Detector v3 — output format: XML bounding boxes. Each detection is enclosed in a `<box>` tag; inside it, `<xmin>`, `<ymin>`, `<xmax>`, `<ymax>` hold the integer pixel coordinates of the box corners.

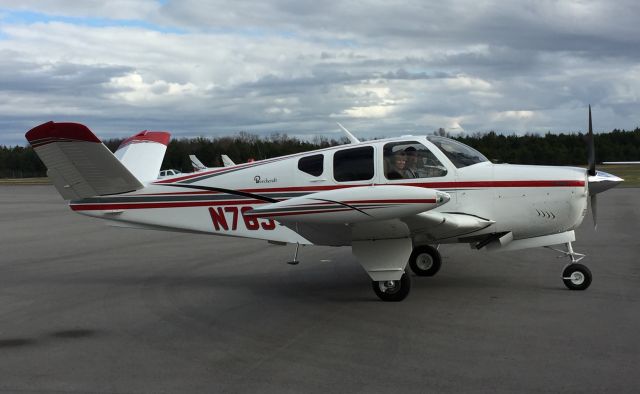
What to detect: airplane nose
<box><xmin>588</xmin><ymin>171</ymin><xmax>624</xmax><ymax>195</ymax></box>
<box><xmin>436</xmin><ymin>191</ymin><xmax>451</xmax><ymax>205</ymax></box>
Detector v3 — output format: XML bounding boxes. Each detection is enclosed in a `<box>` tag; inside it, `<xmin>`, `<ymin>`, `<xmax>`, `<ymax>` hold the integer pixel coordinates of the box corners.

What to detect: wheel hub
<box><xmin>570</xmin><ymin>271</ymin><xmax>585</xmax><ymax>285</ymax></box>
<box><xmin>416</xmin><ymin>253</ymin><xmax>434</xmax><ymax>270</ymax></box>
<box><xmin>381</xmin><ymin>280</ymin><xmax>399</xmax><ymax>294</ymax></box>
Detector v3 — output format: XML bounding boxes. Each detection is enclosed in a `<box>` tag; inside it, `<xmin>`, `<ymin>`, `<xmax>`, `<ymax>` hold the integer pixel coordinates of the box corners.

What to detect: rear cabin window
<box><xmin>298</xmin><ymin>154</ymin><xmax>324</xmax><ymax>176</ymax></box>
<box><xmin>333</xmin><ymin>146</ymin><xmax>374</xmax><ymax>182</ymax></box>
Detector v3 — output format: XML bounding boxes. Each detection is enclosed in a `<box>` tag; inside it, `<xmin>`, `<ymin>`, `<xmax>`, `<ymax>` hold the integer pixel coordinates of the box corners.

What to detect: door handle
<box><xmin>309</xmin><ymin>178</ymin><xmax>327</xmax><ymax>182</ymax></box>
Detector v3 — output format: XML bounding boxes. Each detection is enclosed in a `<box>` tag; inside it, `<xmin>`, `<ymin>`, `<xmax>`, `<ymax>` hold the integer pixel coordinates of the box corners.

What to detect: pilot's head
<box><xmin>392</xmin><ymin>151</ymin><xmax>407</xmax><ymax>169</ymax></box>
<box><xmin>404</xmin><ymin>146</ymin><xmax>418</xmax><ymax>166</ymax></box>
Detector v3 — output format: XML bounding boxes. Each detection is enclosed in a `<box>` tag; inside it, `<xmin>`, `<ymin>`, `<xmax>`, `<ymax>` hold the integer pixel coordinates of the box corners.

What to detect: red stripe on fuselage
<box><xmin>239</xmin><ymin>180</ymin><xmax>584</xmax><ymax>193</ymax></box>
<box><xmin>140</xmin><ymin>180</ymin><xmax>584</xmax><ymax>196</ymax></box>
<box><xmin>71</xmin><ymin>180</ymin><xmax>583</xmax><ymax>211</ymax></box>
<box><xmin>70</xmin><ymin>199</ymin><xmax>265</xmax><ymax>211</ymax></box>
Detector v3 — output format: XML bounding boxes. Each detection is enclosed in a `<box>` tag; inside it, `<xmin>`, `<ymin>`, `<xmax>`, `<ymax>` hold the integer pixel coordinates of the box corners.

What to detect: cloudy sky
<box><xmin>1</xmin><ymin>0</ymin><xmax>639</xmax><ymax>145</ymax></box>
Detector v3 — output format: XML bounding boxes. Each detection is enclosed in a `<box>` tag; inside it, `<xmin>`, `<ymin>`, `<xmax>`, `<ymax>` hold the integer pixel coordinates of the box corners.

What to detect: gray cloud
<box><xmin>0</xmin><ymin>56</ymin><xmax>132</xmax><ymax>93</ymax></box>
<box><xmin>0</xmin><ymin>1</ymin><xmax>639</xmax><ymax>146</ymax></box>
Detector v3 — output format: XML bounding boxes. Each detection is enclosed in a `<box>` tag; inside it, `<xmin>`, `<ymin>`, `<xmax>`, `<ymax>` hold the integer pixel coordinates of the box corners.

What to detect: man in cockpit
<box><xmin>386</xmin><ymin>150</ymin><xmax>409</xmax><ymax>179</ymax></box>
<box><xmin>404</xmin><ymin>146</ymin><xmax>419</xmax><ymax>178</ymax></box>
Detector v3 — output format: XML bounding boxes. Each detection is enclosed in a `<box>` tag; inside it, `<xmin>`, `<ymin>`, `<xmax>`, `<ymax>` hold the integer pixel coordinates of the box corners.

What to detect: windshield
<box><xmin>427</xmin><ymin>136</ymin><xmax>489</xmax><ymax>168</ymax></box>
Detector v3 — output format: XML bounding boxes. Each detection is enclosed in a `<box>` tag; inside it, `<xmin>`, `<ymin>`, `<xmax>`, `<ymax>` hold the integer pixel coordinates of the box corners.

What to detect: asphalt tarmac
<box><xmin>1</xmin><ymin>185</ymin><xmax>638</xmax><ymax>393</ymax></box>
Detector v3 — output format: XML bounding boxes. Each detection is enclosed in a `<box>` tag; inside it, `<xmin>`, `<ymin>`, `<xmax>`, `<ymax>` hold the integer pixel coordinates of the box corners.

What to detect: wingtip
<box><xmin>26</xmin><ymin>121</ymin><xmax>101</xmax><ymax>147</ymax></box>
<box><xmin>117</xmin><ymin>130</ymin><xmax>171</xmax><ymax>150</ymax></box>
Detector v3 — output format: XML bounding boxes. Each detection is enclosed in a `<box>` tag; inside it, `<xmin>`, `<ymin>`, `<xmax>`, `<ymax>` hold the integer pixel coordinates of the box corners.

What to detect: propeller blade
<box><xmin>590</xmin><ymin>193</ymin><xmax>597</xmax><ymax>230</ymax></box>
<box><xmin>587</xmin><ymin>107</ymin><xmax>597</xmax><ymax>230</ymax></box>
<box><xmin>587</xmin><ymin>105</ymin><xmax>596</xmax><ymax>176</ymax></box>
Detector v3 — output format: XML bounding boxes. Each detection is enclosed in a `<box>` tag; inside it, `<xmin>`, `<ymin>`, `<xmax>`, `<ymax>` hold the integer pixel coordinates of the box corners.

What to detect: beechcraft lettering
<box><xmin>25</xmin><ymin>107</ymin><xmax>623</xmax><ymax>301</ymax></box>
<box><xmin>254</xmin><ymin>175</ymin><xmax>278</xmax><ymax>184</ymax></box>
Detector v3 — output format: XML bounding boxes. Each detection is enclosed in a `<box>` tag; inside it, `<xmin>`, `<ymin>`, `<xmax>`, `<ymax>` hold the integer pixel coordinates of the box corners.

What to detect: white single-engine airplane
<box><xmin>25</xmin><ymin>108</ymin><xmax>622</xmax><ymax>301</ymax></box>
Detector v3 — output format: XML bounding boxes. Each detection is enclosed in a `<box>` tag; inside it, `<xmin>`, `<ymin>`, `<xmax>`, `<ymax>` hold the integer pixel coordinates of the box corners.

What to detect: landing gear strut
<box><xmin>408</xmin><ymin>245</ymin><xmax>442</xmax><ymax>277</ymax></box>
<box><xmin>547</xmin><ymin>242</ymin><xmax>592</xmax><ymax>290</ymax></box>
<box><xmin>372</xmin><ymin>270</ymin><xmax>411</xmax><ymax>302</ymax></box>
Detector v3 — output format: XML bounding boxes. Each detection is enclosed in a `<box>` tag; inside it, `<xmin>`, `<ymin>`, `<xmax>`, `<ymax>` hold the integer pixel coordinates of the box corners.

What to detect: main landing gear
<box><xmin>370</xmin><ymin>244</ymin><xmax>442</xmax><ymax>302</ymax></box>
<box><xmin>548</xmin><ymin>242</ymin><xmax>592</xmax><ymax>291</ymax></box>
<box><xmin>372</xmin><ymin>270</ymin><xmax>411</xmax><ymax>302</ymax></box>
<box><xmin>408</xmin><ymin>245</ymin><xmax>442</xmax><ymax>277</ymax></box>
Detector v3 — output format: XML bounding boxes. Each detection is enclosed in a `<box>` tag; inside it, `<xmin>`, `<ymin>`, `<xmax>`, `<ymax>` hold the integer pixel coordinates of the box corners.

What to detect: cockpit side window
<box><xmin>383</xmin><ymin>141</ymin><xmax>447</xmax><ymax>180</ymax></box>
<box><xmin>427</xmin><ymin>136</ymin><xmax>488</xmax><ymax>168</ymax></box>
<box><xmin>333</xmin><ymin>146</ymin><xmax>374</xmax><ymax>182</ymax></box>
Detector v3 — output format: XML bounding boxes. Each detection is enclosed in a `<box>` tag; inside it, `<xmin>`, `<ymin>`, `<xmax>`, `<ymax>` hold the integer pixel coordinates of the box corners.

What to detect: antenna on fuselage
<box><xmin>287</xmin><ymin>242</ymin><xmax>300</xmax><ymax>265</ymax></box>
<box><xmin>337</xmin><ymin>122</ymin><xmax>360</xmax><ymax>144</ymax></box>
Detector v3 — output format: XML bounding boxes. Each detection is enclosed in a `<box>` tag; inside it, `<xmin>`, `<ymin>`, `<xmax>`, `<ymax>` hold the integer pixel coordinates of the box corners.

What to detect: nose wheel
<box><xmin>562</xmin><ymin>263</ymin><xmax>592</xmax><ymax>290</ymax></box>
<box><xmin>547</xmin><ymin>242</ymin><xmax>592</xmax><ymax>291</ymax></box>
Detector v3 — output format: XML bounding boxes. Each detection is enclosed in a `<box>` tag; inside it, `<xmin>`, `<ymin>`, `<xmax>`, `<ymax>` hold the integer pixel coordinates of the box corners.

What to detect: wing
<box><xmin>246</xmin><ymin>185</ymin><xmax>449</xmax><ymax>246</ymax></box>
<box><xmin>246</xmin><ymin>185</ymin><xmax>450</xmax><ymax>228</ymax></box>
<box><xmin>247</xmin><ymin>185</ymin><xmax>493</xmax><ymax>244</ymax></box>
<box><xmin>246</xmin><ymin>185</ymin><xmax>493</xmax><ymax>281</ymax></box>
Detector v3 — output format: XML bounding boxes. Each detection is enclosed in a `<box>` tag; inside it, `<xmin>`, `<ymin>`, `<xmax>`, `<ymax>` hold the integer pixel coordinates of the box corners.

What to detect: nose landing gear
<box><xmin>562</xmin><ymin>263</ymin><xmax>592</xmax><ymax>290</ymax></box>
<box><xmin>547</xmin><ymin>242</ymin><xmax>592</xmax><ymax>290</ymax></box>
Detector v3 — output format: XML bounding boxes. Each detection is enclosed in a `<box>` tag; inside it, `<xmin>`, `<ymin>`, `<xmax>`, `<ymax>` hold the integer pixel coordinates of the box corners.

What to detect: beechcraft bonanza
<box><xmin>25</xmin><ymin>108</ymin><xmax>623</xmax><ymax>301</ymax></box>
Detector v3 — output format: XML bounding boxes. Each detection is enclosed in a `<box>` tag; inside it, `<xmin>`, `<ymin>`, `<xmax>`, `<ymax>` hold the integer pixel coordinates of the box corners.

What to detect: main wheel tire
<box><xmin>372</xmin><ymin>271</ymin><xmax>411</xmax><ymax>302</ymax></box>
<box><xmin>409</xmin><ymin>245</ymin><xmax>442</xmax><ymax>277</ymax></box>
<box><xmin>562</xmin><ymin>263</ymin><xmax>592</xmax><ymax>290</ymax></box>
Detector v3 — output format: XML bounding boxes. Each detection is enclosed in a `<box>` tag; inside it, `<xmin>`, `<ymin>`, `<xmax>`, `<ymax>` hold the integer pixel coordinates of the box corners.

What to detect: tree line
<box><xmin>456</xmin><ymin>129</ymin><xmax>640</xmax><ymax>165</ymax></box>
<box><xmin>1</xmin><ymin>129</ymin><xmax>639</xmax><ymax>178</ymax></box>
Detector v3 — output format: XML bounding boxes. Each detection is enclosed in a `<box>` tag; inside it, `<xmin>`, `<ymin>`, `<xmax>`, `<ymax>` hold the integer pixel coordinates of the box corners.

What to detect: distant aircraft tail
<box><xmin>221</xmin><ymin>154</ymin><xmax>235</xmax><ymax>167</ymax></box>
<box><xmin>189</xmin><ymin>154</ymin><xmax>207</xmax><ymax>171</ymax></box>
<box><xmin>114</xmin><ymin>130</ymin><xmax>171</xmax><ymax>183</ymax></box>
<box><xmin>26</xmin><ymin>122</ymin><xmax>145</xmax><ymax>200</ymax></box>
